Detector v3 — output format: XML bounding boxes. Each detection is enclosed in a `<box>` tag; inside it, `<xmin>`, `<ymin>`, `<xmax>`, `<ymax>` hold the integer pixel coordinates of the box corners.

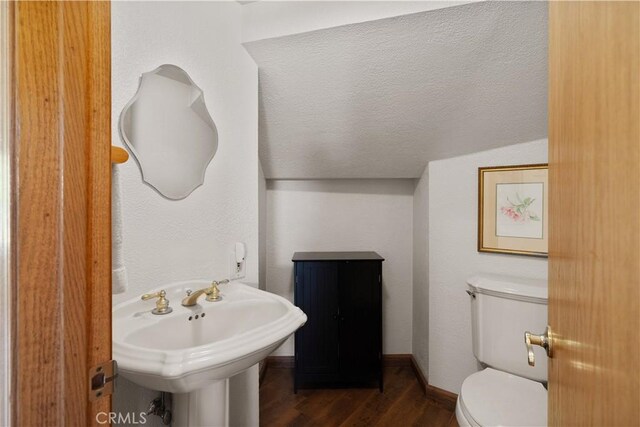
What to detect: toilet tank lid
<box><xmin>467</xmin><ymin>274</ymin><xmax>547</xmax><ymax>303</ymax></box>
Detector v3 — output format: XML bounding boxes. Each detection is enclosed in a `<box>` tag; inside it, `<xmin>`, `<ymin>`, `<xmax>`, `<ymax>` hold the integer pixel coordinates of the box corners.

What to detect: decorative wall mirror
<box><xmin>120</xmin><ymin>64</ymin><xmax>218</xmax><ymax>200</ymax></box>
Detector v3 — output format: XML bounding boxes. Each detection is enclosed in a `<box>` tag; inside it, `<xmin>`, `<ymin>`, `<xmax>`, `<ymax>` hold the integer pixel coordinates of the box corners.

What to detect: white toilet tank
<box><xmin>468</xmin><ymin>274</ymin><xmax>548</xmax><ymax>382</ymax></box>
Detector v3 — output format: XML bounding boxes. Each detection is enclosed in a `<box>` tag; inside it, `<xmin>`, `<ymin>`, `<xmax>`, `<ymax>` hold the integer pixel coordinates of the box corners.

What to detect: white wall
<box><xmin>266</xmin><ymin>179</ymin><xmax>414</xmax><ymax>355</ymax></box>
<box><xmin>427</xmin><ymin>139</ymin><xmax>548</xmax><ymax>393</ymax></box>
<box><xmin>412</xmin><ymin>167</ymin><xmax>429</xmax><ymax>377</ymax></box>
<box><xmin>111</xmin><ymin>1</ymin><xmax>258</xmax><ymax>423</ymax></box>
<box><xmin>241</xmin><ymin>1</ymin><xmax>478</xmax><ymax>43</ymax></box>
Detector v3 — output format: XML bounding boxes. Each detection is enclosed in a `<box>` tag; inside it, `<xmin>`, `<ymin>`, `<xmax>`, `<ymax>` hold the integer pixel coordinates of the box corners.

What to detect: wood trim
<box><xmin>425</xmin><ymin>384</ymin><xmax>458</xmax><ymax>412</ymax></box>
<box><xmin>84</xmin><ymin>2</ymin><xmax>112</xmax><ymax>425</ymax></box>
<box><xmin>409</xmin><ymin>355</ymin><xmax>457</xmax><ymax>411</ymax></box>
<box><xmin>12</xmin><ymin>2</ymin><xmax>112</xmax><ymax>426</ymax></box>
<box><xmin>409</xmin><ymin>355</ymin><xmax>427</xmax><ymax>394</ymax></box>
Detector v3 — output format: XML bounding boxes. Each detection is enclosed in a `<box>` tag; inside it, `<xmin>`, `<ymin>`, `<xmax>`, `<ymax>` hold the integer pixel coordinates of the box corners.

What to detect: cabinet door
<box><xmin>295</xmin><ymin>261</ymin><xmax>340</xmax><ymax>380</ymax></box>
<box><xmin>338</xmin><ymin>261</ymin><xmax>382</xmax><ymax>381</ymax></box>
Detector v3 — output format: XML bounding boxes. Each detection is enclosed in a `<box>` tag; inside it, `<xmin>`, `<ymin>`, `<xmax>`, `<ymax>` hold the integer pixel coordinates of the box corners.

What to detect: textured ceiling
<box><xmin>245</xmin><ymin>1</ymin><xmax>548</xmax><ymax>179</ymax></box>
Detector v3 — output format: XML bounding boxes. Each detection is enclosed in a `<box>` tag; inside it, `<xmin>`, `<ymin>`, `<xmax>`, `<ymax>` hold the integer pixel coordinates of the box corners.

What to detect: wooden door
<box><xmin>10</xmin><ymin>2</ymin><xmax>112</xmax><ymax>426</ymax></box>
<box><xmin>548</xmin><ymin>2</ymin><xmax>639</xmax><ymax>426</ymax></box>
<box><xmin>294</xmin><ymin>261</ymin><xmax>341</xmax><ymax>387</ymax></box>
<box><xmin>338</xmin><ymin>261</ymin><xmax>382</xmax><ymax>385</ymax></box>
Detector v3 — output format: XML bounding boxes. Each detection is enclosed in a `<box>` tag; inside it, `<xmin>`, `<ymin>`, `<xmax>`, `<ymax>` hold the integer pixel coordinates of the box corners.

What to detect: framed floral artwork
<box><xmin>478</xmin><ymin>164</ymin><xmax>548</xmax><ymax>257</ymax></box>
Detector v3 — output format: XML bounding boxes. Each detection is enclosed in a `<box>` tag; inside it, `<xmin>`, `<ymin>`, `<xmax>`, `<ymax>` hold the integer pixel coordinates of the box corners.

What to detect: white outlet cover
<box><xmin>229</xmin><ymin>252</ymin><xmax>246</xmax><ymax>280</ymax></box>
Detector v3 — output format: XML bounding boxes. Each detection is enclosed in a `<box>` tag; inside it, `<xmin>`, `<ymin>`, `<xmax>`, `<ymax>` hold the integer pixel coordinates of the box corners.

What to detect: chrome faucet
<box><xmin>181</xmin><ymin>279</ymin><xmax>229</xmax><ymax>307</ymax></box>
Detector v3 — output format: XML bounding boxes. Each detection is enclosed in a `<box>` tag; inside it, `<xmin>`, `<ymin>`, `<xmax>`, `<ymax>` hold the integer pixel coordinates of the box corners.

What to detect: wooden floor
<box><xmin>259</xmin><ymin>366</ymin><xmax>459</xmax><ymax>427</ymax></box>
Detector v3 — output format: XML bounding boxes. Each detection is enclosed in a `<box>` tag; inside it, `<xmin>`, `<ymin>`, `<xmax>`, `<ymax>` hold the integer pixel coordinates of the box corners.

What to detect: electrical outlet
<box><xmin>229</xmin><ymin>247</ymin><xmax>247</xmax><ymax>280</ymax></box>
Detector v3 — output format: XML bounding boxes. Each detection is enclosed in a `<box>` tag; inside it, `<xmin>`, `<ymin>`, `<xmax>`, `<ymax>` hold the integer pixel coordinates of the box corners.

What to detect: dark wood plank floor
<box><xmin>260</xmin><ymin>366</ymin><xmax>459</xmax><ymax>427</ymax></box>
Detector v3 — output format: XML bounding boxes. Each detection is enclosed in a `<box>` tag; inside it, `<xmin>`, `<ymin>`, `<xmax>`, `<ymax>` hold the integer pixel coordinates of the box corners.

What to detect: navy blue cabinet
<box><xmin>292</xmin><ymin>252</ymin><xmax>384</xmax><ymax>391</ymax></box>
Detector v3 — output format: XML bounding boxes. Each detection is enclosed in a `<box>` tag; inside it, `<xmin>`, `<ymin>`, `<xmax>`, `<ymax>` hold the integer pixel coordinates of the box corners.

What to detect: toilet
<box><xmin>455</xmin><ymin>274</ymin><xmax>548</xmax><ymax>427</ymax></box>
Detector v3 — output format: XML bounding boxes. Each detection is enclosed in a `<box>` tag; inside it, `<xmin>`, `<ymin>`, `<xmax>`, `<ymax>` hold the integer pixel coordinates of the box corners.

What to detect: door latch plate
<box><xmin>89</xmin><ymin>359</ymin><xmax>118</xmax><ymax>401</ymax></box>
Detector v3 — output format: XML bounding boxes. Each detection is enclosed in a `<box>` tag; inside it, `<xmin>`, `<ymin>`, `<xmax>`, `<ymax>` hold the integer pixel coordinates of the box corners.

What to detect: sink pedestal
<box><xmin>113</xmin><ymin>281</ymin><xmax>306</xmax><ymax>427</ymax></box>
<box><xmin>173</xmin><ymin>380</ymin><xmax>228</xmax><ymax>427</ymax></box>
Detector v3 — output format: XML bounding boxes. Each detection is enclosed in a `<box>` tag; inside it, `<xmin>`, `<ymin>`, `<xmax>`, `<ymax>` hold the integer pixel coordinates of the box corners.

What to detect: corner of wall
<box><xmin>412</xmin><ymin>166</ymin><xmax>430</xmax><ymax>378</ymax></box>
<box><xmin>258</xmin><ymin>161</ymin><xmax>267</xmax><ymax>291</ymax></box>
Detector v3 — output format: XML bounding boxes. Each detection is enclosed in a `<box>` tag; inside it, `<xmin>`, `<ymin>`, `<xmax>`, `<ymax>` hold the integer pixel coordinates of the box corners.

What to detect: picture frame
<box><xmin>478</xmin><ymin>163</ymin><xmax>548</xmax><ymax>257</ymax></box>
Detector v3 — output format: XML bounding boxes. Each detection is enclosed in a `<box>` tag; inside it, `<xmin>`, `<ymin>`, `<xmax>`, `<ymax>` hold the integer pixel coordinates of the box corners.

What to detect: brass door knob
<box><xmin>524</xmin><ymin>325</ymin><xmax>553</xmax><ymax>366</ymax></box>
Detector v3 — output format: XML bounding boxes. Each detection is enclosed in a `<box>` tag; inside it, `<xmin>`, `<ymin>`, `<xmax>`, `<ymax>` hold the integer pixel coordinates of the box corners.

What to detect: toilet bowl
<box><xmin>455</xmin><ymin>368</ymin><xmax>547</xmax><ymax>427</ymax></box>
<box><xmin>455</xmin><ymin>275</ymin><xmax>548</xmax><ymax>427</ymax></box>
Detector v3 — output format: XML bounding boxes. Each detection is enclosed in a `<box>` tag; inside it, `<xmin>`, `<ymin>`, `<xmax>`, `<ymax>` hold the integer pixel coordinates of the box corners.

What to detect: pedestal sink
<box><xmin>113</xmin><ymin>280</ymin><xmax>306</xmax><ymax>426</ymax></box>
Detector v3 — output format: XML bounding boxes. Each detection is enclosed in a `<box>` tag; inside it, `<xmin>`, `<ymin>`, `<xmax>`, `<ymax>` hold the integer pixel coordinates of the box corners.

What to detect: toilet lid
<box><xmin>459</xmin><ymin>368</ymin><xmax>547</xmax><ymax>427</ymax></box>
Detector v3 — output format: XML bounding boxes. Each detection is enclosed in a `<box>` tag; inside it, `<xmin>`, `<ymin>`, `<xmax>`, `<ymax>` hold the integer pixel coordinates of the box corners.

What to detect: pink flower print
<box><xmin>501</xmin><ymin>206</ymin><xmax>523</xmax><ymax>221</ymax></box>
<box><xmin>501</xmin><ymin>194</ymin><xmax>539</xmax><ymax>223</ymax></box>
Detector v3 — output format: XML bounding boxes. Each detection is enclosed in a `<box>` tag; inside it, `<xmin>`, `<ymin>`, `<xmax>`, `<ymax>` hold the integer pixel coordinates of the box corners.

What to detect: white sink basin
<box><xmin>113</xmin><ymin>280</ymin><xmax>306</xmax><ymax>394</ymax></box>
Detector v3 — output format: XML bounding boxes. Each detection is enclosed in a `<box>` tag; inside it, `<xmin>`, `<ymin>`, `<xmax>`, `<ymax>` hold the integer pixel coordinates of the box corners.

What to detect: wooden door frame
<box><xmin>9</xmin><ymin>2</ymin><xmax>112</xmax><ymax>426</ymax></box>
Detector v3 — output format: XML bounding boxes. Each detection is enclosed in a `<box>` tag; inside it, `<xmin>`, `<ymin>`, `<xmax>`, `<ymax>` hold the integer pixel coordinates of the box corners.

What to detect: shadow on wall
<box><xmin>265</xmin><ymin>179</ymin><xmax>416</xmax><ymax>196</ymax></box>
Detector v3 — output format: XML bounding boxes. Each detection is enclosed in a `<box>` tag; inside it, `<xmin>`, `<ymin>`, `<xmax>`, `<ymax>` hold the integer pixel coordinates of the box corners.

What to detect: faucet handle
<box><xmin>141</xmin><ymin>290</ymin><xmax>173</xmax><ymax>315</ymax></box>
<box><xmin>206</xmin><ymin>280</ymin><xmax>227</xmax><ymax>302</ymax></box>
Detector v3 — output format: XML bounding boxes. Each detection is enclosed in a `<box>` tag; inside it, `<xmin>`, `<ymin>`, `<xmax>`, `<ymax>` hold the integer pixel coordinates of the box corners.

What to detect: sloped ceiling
<box><xmin>245</xmin><ymin>1</ymin><xmax>547</xmax><ymax>179</ymax></box>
